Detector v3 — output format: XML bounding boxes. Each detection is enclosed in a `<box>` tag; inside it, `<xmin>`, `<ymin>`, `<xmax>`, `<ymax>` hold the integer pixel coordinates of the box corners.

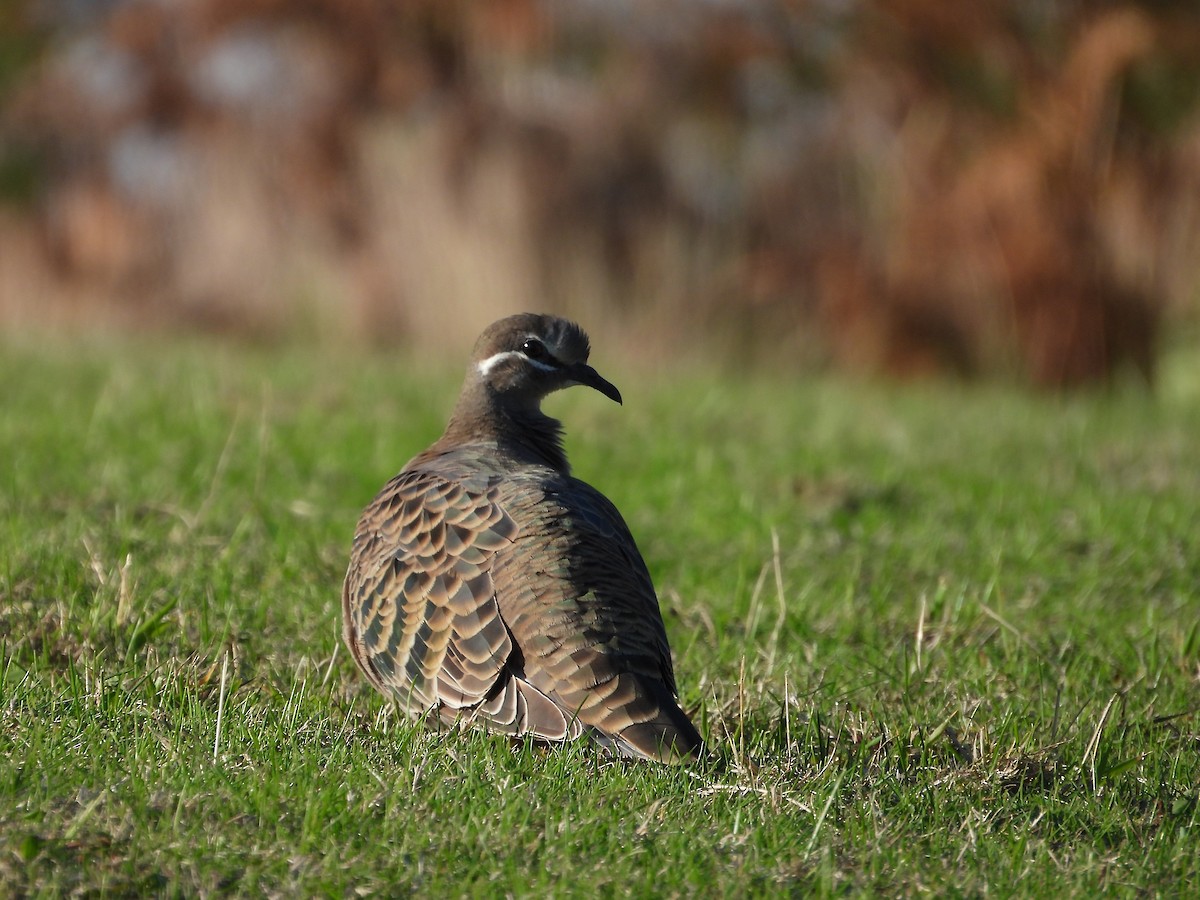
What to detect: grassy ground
<box><xmin>1</xmin><ymin>336</ymin><xmax>1198</xmax><ymax>896</ymax></box>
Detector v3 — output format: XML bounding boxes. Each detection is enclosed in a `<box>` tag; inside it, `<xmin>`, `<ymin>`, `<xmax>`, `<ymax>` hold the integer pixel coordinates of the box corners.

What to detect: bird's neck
<box><xmin>439</xmin><ymin>389</ymin><xmax>570</xmax><ymax>474</ymax></box>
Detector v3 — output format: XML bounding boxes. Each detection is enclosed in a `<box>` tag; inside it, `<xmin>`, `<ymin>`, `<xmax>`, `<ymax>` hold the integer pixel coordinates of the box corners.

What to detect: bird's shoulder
<box><xmin>356</xmin><ymin>443</ymin><xmax>650</xmax><ymax>586</ymax></box>
<box><xmin>350</xmin><ymin>445</ymin><xmax>518</xmax><ymax>566</ymax></box>
<box><xmin>396</xmin><ymin>445</ymin><xmax>622</xmax><ymax>529</ymax></box>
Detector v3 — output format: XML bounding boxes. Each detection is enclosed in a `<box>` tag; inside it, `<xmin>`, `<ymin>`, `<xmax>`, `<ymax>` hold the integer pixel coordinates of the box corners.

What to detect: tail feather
<box><xmin>601</xmin><ymin>678</ymin><xmax>704</xmax><ymax>763</ymax></box>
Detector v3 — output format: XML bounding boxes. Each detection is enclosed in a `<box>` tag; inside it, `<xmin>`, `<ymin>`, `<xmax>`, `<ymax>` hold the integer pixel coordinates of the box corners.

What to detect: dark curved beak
<box><xmin>570</xmin><ymin>363</ymin><xmax>623</xmax><ymax>405</ymax></box>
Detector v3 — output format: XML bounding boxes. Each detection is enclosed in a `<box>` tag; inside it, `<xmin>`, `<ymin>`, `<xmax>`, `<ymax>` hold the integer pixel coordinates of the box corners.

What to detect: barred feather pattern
<box><xmin>343</xmin><ymin>445</ymin><xmax>703</xmax><ymax>762</ymax></box>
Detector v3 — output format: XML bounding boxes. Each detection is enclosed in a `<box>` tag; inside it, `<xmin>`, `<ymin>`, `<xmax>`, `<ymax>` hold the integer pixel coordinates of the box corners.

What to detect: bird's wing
<box><xmin>492</xmin><ymin>476</ymin><xmax>702</xmax><ymax>761</ymax></box>
<box><xmin>342</xmin><ymin>468</ymin><xmax>585</xmax><ymax>741</ymax></box>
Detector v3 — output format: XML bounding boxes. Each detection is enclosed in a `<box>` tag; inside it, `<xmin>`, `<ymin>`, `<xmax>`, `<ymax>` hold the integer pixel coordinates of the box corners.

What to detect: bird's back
<box><xmin>343</xmin><ymin>443</ymin><xmax>703</xmax><ymax>762</ymax></box>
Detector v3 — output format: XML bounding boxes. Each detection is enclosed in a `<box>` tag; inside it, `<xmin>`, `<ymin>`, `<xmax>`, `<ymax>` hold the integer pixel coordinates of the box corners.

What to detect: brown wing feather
<box><xmin>342</xmin><ymin>467</ymin><xmax>587</xmax><ymax>743</ymax></box>
<box><xmin>343</xmin><ymin>470</ymin><xmax>515</xmax><ymax>714</ymax></box>
<box><xmin>490</xmin><ymin>476</ymin><xmax>703</xmax><ymax>762</ymax></box>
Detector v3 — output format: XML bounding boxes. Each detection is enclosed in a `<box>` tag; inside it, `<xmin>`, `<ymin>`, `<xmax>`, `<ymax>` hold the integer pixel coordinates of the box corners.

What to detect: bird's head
<box><xmin>470</xmin><ymin>314</ymin><xmax>622</xmax><ymax>407</ymax></box>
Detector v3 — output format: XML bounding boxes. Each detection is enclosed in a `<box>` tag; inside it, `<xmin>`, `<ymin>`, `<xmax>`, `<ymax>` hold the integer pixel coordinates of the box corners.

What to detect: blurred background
<box><xmin>2</xmin><ymin>0</ymin><xmax>1199</xmax><ymax>387</ymax></box>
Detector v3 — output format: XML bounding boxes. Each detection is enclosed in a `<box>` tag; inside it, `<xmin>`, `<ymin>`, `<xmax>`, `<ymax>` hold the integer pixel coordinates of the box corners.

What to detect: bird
<box><xmin>342</xmin><ymin>313</ymin><xmax>703</xmax><ymax>763</ymax></box>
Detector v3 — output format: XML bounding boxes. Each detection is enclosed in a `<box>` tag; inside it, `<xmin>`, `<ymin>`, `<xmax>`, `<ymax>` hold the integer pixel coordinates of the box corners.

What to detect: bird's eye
<box><xmin>521</xmin><ymin>338</ymin><xmax>551</xmax><ymax>362</ymax></box>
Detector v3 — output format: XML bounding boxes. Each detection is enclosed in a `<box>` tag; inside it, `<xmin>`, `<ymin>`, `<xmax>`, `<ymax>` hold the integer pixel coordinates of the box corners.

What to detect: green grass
<box><xmin>2</xmin><ymin>336</ymin><xmax>1198</xmax><ymax>896</ymax></box>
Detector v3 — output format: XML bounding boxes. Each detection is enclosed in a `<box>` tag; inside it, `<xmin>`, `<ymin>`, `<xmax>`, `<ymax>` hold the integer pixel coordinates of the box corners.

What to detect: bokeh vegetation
<box><xmin>2</xmin><ymin>1</ymin><xmax>1200</xmax><ymax>384</ymax></box>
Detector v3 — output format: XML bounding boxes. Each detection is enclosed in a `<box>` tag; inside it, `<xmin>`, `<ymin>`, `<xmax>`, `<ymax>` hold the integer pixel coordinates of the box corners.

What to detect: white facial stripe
<box><xmin>476</xmin><ymin>350</ymin><xmax>558</xmax><ymax>376</ymax></box>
